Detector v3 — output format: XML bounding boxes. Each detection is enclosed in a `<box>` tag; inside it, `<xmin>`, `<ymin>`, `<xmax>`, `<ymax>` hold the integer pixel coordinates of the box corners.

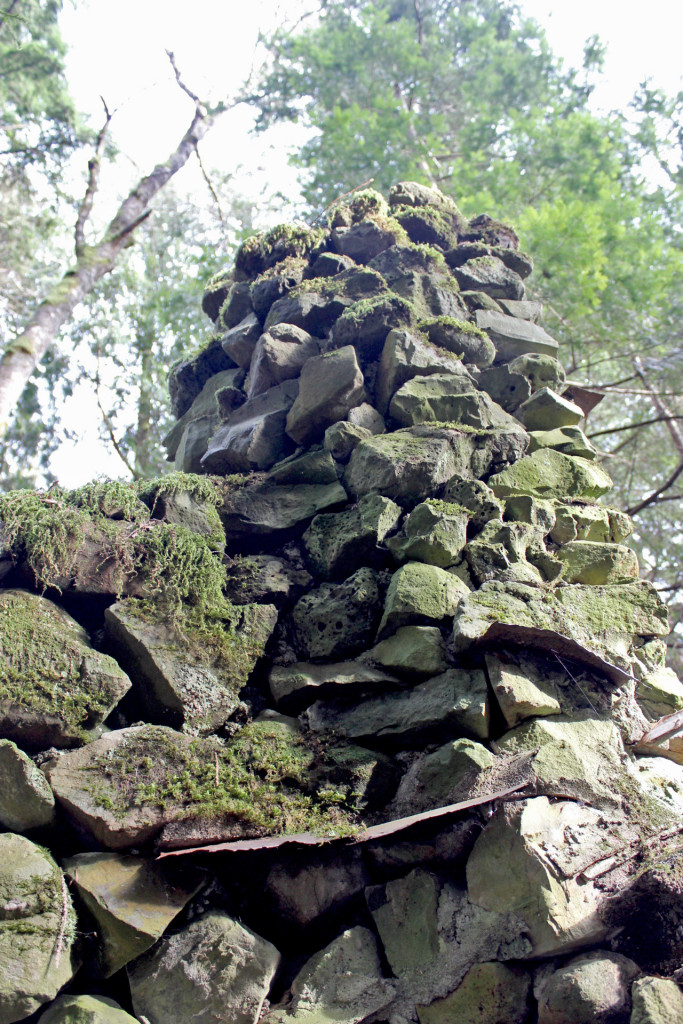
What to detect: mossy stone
<box><xmin>557</xmin><ymin>540</ymin><xmax>639</xmax><ymax>585</ymax></box>
<box><xmin>302</xmin><ymin>493</ymin><xmax>401</xmax><ymax>579</ymax></box>
<box><xmin>37</xmin><ymin>995</ymin><xmax>139</xmax><ymax>1024</ymax></box>
<box><xmin>0</xmin><ymin>740</ymin><xmax>55</xmax><ymax>831</ymax></box>
<box><xmin>488</xmin><ymin>448</ymin><xmax>612</xmax><ymax>501</ymax></box>
<box><xmin>0</xmin><ymin>589</ymin><xmax>131</xmax><ymax>749</ymax></box>
<box><xmin>386</xmin><ymin>501</ymin><xmax>468</xmax><ymax>567</ymax></box>
<box><xmin>129</xmin><ymin>911</ymin><xmax>281</xmax><ymax>1024</ymax></box>
<box><xmin>377</xmin><ymin>562</ymin><xmax>469</xmax><ymax>640</ymax></box>
<box><xmin>417</xmin><ymin>962</ymin><xmax>531</xmax><ymax>1024</ymax></box>
<box><xmin>418</xmin><ymin>317</ymin><xmax>495</xmax><ymax>367</ymax></box>
<box><xmin>368</xmin><ymin>625</ymin><xmax>449</xmax><ymax>678</ymax></box>
<box><xmin>0</xmin><ymin>834</ymin><xmax>78</xmax><ymax>1023</ymax></box>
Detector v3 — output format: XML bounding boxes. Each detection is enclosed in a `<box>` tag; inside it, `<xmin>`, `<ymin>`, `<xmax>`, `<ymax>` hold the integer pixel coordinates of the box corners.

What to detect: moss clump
<box><xmin>70</xmin><ymin>480</ymin><xmax>149</xmax><ymax>521</ymax></box>
<box><xmin>0</xmin><ymin>484</ymin><xmax>228</xmax><ymax>617</ymax></box>
<box><xmin>0</xmin><ymin>489</ymin><xmax>88</xmax><ymax>590</ymax></box>
<box><xmin>235</xmin><ymin>223</ymin><xmax>326</xmax><ymax>280</ymax></box>
<box><xmin>133</xmin><ymin>522</ymin><xmax>226</xmax><ymax>617</ymax></box>
<box><xmin>425</xmin><ymin>498</ymin><xmax>469</xmax><ymax>516</ymax></box>
<box><xmin>393</xmin><ymin>204</ymin><xmax>466</xmax><ymax>248</ymax></box>
<box><xmin>418</xmin><ymin>316</ymin><xmax>487</xmax><ymax>338</ymax></box>
<box><xmin>337</xmin><ymin>292</ymin><xmax>415</xmax><ymax>328</ymax></box>
<box><xmin>328</xmin><ymin>188</ymin><xmax>389</xmax><ymax>227</ymax></box>
<box><xmin>86</xmin><ymin>722</ymin><xmax>360</xmax><ymax>837</ymax></box>
<box><xmin>136</xmin><ymin>472</ymin><xmax>222</xmax><ymax>512</ymax></box>
<box><xmin>0</xmin><ymin>590</ymin><xmax>128</xmax><ymax>739</ymax></box>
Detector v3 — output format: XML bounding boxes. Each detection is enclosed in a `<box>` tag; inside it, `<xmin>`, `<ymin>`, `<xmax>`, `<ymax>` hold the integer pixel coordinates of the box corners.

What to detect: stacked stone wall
<box><xmin>0</xmin><ymin>183</ymin><xmax>682</xmax><ymax>1024</ymax></box>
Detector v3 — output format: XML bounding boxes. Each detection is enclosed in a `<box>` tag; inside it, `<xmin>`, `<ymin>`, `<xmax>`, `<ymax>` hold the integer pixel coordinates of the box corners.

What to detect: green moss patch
<box><xmin>83</xmin><ymin>722</ymin><xmax>361</xmax><ymax>837</ymax></box>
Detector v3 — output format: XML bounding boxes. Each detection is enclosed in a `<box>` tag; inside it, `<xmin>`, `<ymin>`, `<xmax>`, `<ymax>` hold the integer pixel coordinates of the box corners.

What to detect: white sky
<box><xmin>50</xmin><ymin>0</ymin><xmax>683</xmax><ymax>486</ymax></box>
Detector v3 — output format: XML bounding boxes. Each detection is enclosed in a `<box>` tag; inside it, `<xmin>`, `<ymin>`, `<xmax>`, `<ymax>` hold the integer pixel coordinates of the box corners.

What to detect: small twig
<box><xmin>166</xmin><ymin>50</ymin><xmax>205</xmax><ymax>111</ymax></box>
<box><xmin>214</xmin><ymin>751</ymin><xmax>220</xmax><ymax>787</ymax></box>
<box><xmin>196</xmin><ymin>147</ymin><xmax>225</xmax><ymax>233</ymax></box>
<box><xmin>324</xmin><ymin>179</ymin><xmax>375</xmax><ymax>213</ymax></box>
<box><xmin>551</xmin><ymin>650</ymin><xmax>600</xmax><ymax>715</ymax></box>
<box><xmin>53</xmin><ymin>872</ymin><xmax>70</xmax><ymax>970</ymax></box>
<box><xmin>92</xmin><ymin>341</ymin><xmax>139</xmax><ymax>480</ymax></box>
<box><xmin>576</xmin><ymin>823</ymin><xmax>683</xmax><ymax>881</ymax></box>
<box><xmin>75</xmin><ymin>99</ymin><xmax>112</xmax><ymax>257</ymax></box>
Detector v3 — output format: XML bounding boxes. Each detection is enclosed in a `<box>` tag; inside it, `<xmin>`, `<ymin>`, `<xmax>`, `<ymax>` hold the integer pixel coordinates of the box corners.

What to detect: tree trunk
<box><xmin>0</xmin><ymin>105</ymin><xmax>216</xmax><ymax>437</ymax></box>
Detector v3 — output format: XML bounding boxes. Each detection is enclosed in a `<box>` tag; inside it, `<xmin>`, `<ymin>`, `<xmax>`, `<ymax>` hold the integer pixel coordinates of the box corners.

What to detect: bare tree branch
<box><xmin>627</xmin><ymin>457</ymin><xmax>683</xmax><ymax>516</ymax></box>
<box><xmin>0</xmin><ymin>53</ymin><xmax>237</xmax><ymax>437</ymax></box>
<box><xmin>75</xmin><ymin>99</ymin><xmax>112</xmax><ymax>257</ymax></box>
<box><xmin>633</xmin><ymin>355</ymin><xmax>683</xmax><ymax>458</ymax></box>
<box><xmin>588</xmin><ymin>414</ymin><xmax>683</xmax><ymax>439</ymax></box>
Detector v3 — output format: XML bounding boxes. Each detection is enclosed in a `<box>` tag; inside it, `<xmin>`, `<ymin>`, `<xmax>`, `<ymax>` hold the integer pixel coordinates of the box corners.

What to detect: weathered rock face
<box><xmin>0</xmin><ymin>183</ymin><xmax>681</xmax><ymax>1024</ymax></box>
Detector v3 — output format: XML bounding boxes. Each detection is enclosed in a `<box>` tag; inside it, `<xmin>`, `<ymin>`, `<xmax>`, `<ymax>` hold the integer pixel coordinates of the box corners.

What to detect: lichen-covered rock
<box><xmin>386</xmin><ymin>500</ymin><xmax>468</xmax><ymax>567</ymax></box>
<box><xmin>129</xmin><ymin>911</ymin><xmax>281</xmax><ymax>1024</ymax></box>
<box><xmin>105</xmin><ymin>599</ymin><xmax>277</xmax><ymax>733</ymax></box>
<box><xmin>465</xmin><ymin>519</ymin><xmax>558</xmax><ymax>586</ymax></box>
<box><xmin>488</xmin><ymin>448</ymin><xmax>613</xmax><ymax>500</ymax></box>
<box><xmin>368</xmin><ymin>245</ymin><xmax>468</xmax><ymax>321</ymax></box>
<box><xmin>452</xmin><ymin>580</ymin><xmax>668</xmax><ymax>679</ymax></box>
<box><xmin>535</xmin><ymin>951</ymin><xmax>639</xmax><ymax>1024</ymax></box>
<box><xmin>485</xmin><ymin>653</ymin><xmax>561</xmax><ymax>727</ymax></box>
<box><xmin>324</xmin><ymin>420</ymin><xmax>372</xmax><ymax>461</ymax></box>
<box><xmin>344</xmin><ymin>428</ymin><xmax>463</xmax><ymax>505</ymax></box>
<box><xmin>302</xmin><ymin>494</ymin><xmax>401</xmax><ymax>579</ymax></box>
<box><xmin>466</xmin><ymin>798</ymin><xmax>612</xmax><ymax>955</ymax></box>
<box><xmin>221</xmin><ymin>312</ymin><xmax>262</xmax><ymax>368</ymax></box>
<box><xmin>630</xmin><ymin>977</ymin><xmax>683</xmax><ymax>1024</ymax></box>
<box><xmin>329</xmin><ymin>293</ymin><xmax>415</xmax><ymax>363</ymax></box>
<box><xmin>389</xmin><ymin>373</ymin><xmax>519</xmax><ymax>429</ymax></box>
<box><xmin>389</xmin><ymin>738</ymin><xmax>495</xmax><ymax>817</ymax></box>
<box><xmin>285</xmin><ymin>346</ymin><xmax>366</xmax><ymax>446</ymax></box>
<box><xmin>451</xmin><ymin>255</ymin><xmax>526</xmax><ymax>301</ymax></box>
<box><xmin>269</xmin><ymin>660</ymin><xmax>402</xmax><ymax>712</ymax></box>
<box><xmin>367</xmin><ymin>625</ymin><xmax>449</xmax><ymax>678</ymax></box>
<box><xmin>0</xmin><ymin>589</ymin><xmax>131</xmax><ymax>749</ymax></box>
<box><xmin>509</xmin><ymin>352</ymin><xmax>566</xmax><ymax>392</ymax></box>
<box><xmin>202</xmin><ymin>379</ymin><xmax>299</xmax><ymax>472</ymax></box>
<box><xmin>393</xmin><ymin>203</ymin><xmax>466</xmax><ymax>249</ymax></box>
<box><xmin>517</xmin><ymin>387</ymin><xmax>584</xmax><ymax>431</ymax></box>
<box><xmin>418</xmin><ymin>316</ymin><xmax>495</xmax><ymax>367</ymax></box>
<box><xmin>377</xmin><ymin>561</ymin><xmax>469</xmax><ymax>639</ymax></box>
<box><xmin>636</xmin><ymin>666</ymin><xmax>683</xmax><ymax>718</ymax></box>
<box><xmin>247</xmin><ymin>323</ymin><xmax>320</xmax><ymax>398</ymax></box>
<box><xmin>305</xmin><ymin>667</ymin><xmax>489</xmax><ymax>746</ymax></box>
<box><xmin>63</xmin><ymin>853</ymin><xmax>203</xmax><ymax>976</ymax></box>
<box><xmin>291</xmin><ymin>567</ymin><xmax>381</xmax><ymax>660</ymax></box>
<box><xmin>376</xmin><ymin>327</ymin><xmax>472</xmax><ymax>415</ymax></box>
<box><xmin>366</xmin><ymin>870</ymin><xmax>531</xmax><ymax>1016</ymax></box>
<box><xmin>169</xmin><ymin>335</ymin><xmax>237</xmax><ymax>419</ymax></box>
<box><xmin>0</xmin><ymin>739</ymin><xmax>55</xmax><ymax>831</ymax></box>
<box><xmin>550</xmin><ymin>501</ymin><xmax>633</xmax><ymax>545</ymax></box>
<box><xmin>475</xmin><ymin>308</ymin><xmax>559</xmax><ymax>360</ymax></box>
<box><xmin>497</xmin><ymin>716</ymin><xmax>629</xmax><ymax>804</ymax></box>
<box><xmin>163</xmin><ymin>367</ymin><xmax>244</xmax><ymax>465</ymax></box>
<box><xmin>417</xmin><ymin>961</ymin><xmax>531</xmax><ymax>1024</ymax></box>
<box><xmin>265</xmin><ymin>926</ymin><xmax>395</xmax><ymax>1024</ymax></box>
<box><xmin>220</xmin><ymin>478</ymin><xmax>348</xmax><ymax>538</ymax></box>
<box><xmin>527</xmin><ymin>425</ymin><xmax>598</xmax><ymax>459</ymax></box>
<box><xmin>331</xmin><ymin>217</ymin><xmax>406</xmax><ymax>262</ymax></box>
<box><xmin>37</xmin><ymin>995</ymin><xmax>139</xmax><ymax>1024</ymax></box>
<box><xmin>557</xmin><ymin>540</ymin><xmax>639</xmax><ymax>585</ymax></box>
<box><xmin>0</xmin><ymin>834</ymin><xmax>77</xmax><ymax>1024</ymax></box>
<box><xmin>477</xmin><ymin>363</ymin><xmax>531</xmax><ymax>412</ymax></box>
